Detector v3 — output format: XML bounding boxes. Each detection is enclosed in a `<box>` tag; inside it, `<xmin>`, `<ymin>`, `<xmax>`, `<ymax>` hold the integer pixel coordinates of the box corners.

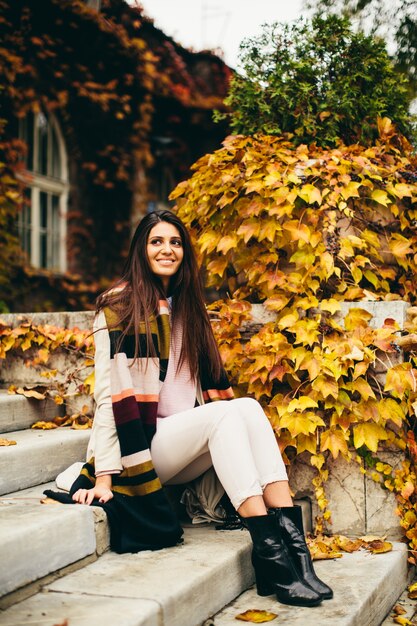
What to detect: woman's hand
<box><xmin>72</xmin><ymin>475</ymin><xmax>113</xmax><ymax>505</ymax></box>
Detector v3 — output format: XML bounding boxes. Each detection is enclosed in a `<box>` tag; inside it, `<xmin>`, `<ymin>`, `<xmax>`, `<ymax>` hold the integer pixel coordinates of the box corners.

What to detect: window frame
<box><xmin>18</xmin><ymin>112</ymin><xmax>69</xmax><ymax>272</ymax></box>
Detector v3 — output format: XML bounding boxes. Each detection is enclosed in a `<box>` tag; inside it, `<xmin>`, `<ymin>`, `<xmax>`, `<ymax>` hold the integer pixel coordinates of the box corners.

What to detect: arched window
<box><xmin>18</xmin><ymin>112</ymin><xmax>68</xmax><ymax>271</ymax></box>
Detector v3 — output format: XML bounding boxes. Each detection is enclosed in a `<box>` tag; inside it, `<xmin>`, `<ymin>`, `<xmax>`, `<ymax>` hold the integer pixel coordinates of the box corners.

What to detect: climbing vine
<box><xmin>171</xmin><ymin>119</ymin><xmax>417</xmax><ymax>561</ymax></box>
<box><xmin>0</xmin><ymin>0</ymin><xmax>231</xmax><ymax>311</ymax></box>
<box><xmin>0</xmin><ymin>317</ymin><xmax>95</xmax><ymax>427</ymax></box>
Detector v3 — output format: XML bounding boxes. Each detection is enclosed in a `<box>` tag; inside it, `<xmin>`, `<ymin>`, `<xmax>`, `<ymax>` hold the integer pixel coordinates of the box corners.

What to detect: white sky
<box><xmin>136</xmin><ymin>0</ymin><xmax>305</xmax><ymax>69</ymax></box>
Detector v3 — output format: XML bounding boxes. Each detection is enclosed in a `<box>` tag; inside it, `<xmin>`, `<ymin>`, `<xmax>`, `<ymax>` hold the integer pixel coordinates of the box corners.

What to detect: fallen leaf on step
<box><xmin>364</xmin><ymin>539</ymin><xmax>392</xmax><ymax>554</ymax></box>
<box><xmin>407</xmin><ymin>581</ymin><xmax>417</xmax><ymax>599</ymax></box>
<box><xmin>16</xmin><ymin>386</ymin><xmax>47</xmax><ymax>400</ymax></box>
<box><xmin>31</xmin><ymin>421</ymin><xmax>58</xmax><ymax>429</ymax></box>
<box><xmin>0</xmin><ymin>438</ymin><xmax>16</xmax><ymax>446</ymax></box>
<box><xmin>392</xmin><ymin>605</ymin><xmax>407</xmax><ymax>615</ymax></box>
<box><xmin>53</xmin><ymin>620</ymin><xmax>68</xmax><ymax>626</ymax></box>
<box><xmin>393</xmin><ymin>616</ymin><xmax>413</xmax><ymax>625</ymax></box>
<box><xmin>235</xmin><ymin>609</ymin><xmax>278</xmax><ymax>623</ymax></box>
<box><xmin>308</xmin><ymin>537</ymin><xmax>343</xmax><ymax>560</ymax></box>
<box><xmin>40</xmin><ymin>497</ymin><xmax>61</xmax><ymax>505</ymax></box>
<box><xmin>334</xmin><ymin>535</ymin><xmax>362</xmax><ymax>553</ymax></box>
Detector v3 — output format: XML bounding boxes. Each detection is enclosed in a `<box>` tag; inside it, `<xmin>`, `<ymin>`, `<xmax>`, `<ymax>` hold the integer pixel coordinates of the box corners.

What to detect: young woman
<box><xmin>57</xmin><ymin>209</ymin><xmax>332</xmax><ymax>607</ymax></box>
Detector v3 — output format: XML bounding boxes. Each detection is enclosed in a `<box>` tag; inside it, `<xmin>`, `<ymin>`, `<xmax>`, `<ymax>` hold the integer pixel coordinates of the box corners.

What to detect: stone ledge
<box><xmin>0</xmin><ymin>526</ymin><xmax>253</xmax><ymax>626</ymax></box>
<box><xmin>289</xmin><ymin>451</ymin><xmax>403</xmax><ymax>539</ymax></box>
<box><xmin>0</xmin><ymin>428</ymin><xmax>89</xmax><ymax>495</ymax></box>
<box><xmin>212</xmin><ymin>542</ymin><xmax>410</xmax><ymax>626</ymax></box>
<box><xmin>0</xmin><ymin>391</ymin><xmax>64</xmax><ymax>433</ymax></box>
<box><xmin>0</xmin><ymin>502</ymin><xmax>96</xmax><ymax>598</ymax></box>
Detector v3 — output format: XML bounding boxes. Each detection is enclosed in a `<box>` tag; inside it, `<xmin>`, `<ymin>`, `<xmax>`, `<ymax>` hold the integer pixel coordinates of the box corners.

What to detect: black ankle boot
<box><xmin>245</xmin><ymin>514</ymin><xmax>322</xmax><ymax>607</ymax></box>
<box><xmin>270</xmin><ymin>506</ymin><xmax>333</xmax><ymax>600</ymax></box>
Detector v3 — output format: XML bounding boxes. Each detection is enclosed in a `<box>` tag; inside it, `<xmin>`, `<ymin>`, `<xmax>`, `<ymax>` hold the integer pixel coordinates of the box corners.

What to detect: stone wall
<box><xmin>0</xmin><ymin>301</ymin><xmax>410</xmax><ymax>538</ymax></box>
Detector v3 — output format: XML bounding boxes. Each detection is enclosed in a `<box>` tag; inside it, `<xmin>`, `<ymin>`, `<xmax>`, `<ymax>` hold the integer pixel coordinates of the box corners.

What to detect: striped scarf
<box><xmin>45</xmin><ymin>299</ymin><xmax>233</xmax><ymax>553</ymax></box>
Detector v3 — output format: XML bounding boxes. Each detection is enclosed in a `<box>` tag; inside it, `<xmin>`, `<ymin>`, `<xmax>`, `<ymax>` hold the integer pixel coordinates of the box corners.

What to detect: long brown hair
<box><xmin>96</xmin><ymin>209</ymin><xmax>223</xmax><ymax>381</ymax></box>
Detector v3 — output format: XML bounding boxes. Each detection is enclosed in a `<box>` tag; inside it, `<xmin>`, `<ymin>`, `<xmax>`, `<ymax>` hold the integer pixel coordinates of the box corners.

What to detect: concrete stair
<box><xmin>0</xmin><ymin>377</ymin><xmax>413</xmax><ymax>626</ymax></box>
<box><xmin>0</xmin><ymin>390</ymin><xmax>62</xmax><ymax>433</ymax></box>
<box><xmin>0</xmin><ymin>427</ymin><xmax>89</xmax><ymax>494</ymax></box>
<box><xmin>0</xmin><ymin>533</ymin><xmax>411</xmax><ymax>626</ymax></box>
<box><xmin>211</xmin><ymin>542</ymin><xmax>411</xmax><ymax>626</ymax></box>
<box><xmin>0</xmin><ymin>390</ymin><xmax>97</xmax><ymax>607</ymax></box>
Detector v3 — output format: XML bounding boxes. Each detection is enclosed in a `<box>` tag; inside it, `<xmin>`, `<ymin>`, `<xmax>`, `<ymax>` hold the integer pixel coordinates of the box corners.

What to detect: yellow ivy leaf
<box><xmin>364</xmin><ymin>269</ymin><xmax>379</xmax><ymax>289</ymax></box>
<box><xmin>393</xmin><ymin>183</ymin><xmax>413</xmax><ymax>198</ymax></box>
<box><xmin>237</xmin><ymin>221</ymin><xmax>260</xmax><ymax>243</ymax></box>
<box><xmin>310</xmin><ymin>453</ymin><xmax>325</xmax><ymax>469</ymax></box>
<box><xmin>16</xmin><ymin>387</ymin><xmax>47</xmax><ymax>400</ymax></box>
<box><xmin>287</xmin><ymin>396</ymin><xmax>319</xmax><ymax>412</ymax></box>
<box><xmin>31</xmin><ymin>421</ymin><xmax>58</xmax><ymax>430</ymax></box>
<box><xmin>351</xmin><ymin>265</ymin><xmax>363</xmax><ymax>283</ymax></box>
<box><xmin>320</xmin><ymin>251</ymin><xmax>334</xmax><ymax>278</ymax></box>
<box><xmin>335</xmin><ymin>536</ymin><xmax>362</xmax><ymax>552</ymax></box>
<box><xmin>298</xmin><ymin>183</ymin><xmax>322</xmax><ymax>205</ymax></box>
<box><xmin>36</xmin><ymin>348</ymin><xmax>50</xmax><ymax>364</ymax></box>
<box><xmin>83</xmin><ymin>371</ymin><xmax>95</xmax><ymax>394</ymax></box>
<box><xmin>217</xmin><ymin>235</ymin><xmax>237</xmax><ymax>254</ymax></box>
<box><xmin>350</xmin><ymin>377</ymin><xmax>376</xmax><ymax>400</ymax></box>
<box><xmin>379</xmin><ymin>398</ymin><xmax>405</xmax><ymax>427</ymax></box>
<box><xmin>353</xmin><ymin>423</ymin><xmax>388</xmax><ymax>452</ymax></box>
<box><xmin>365</xmin><ymin>540</ymin><xmax>393</xmax><ymax>554</ymax></box>
<box><xmin>199</xmin><ymin>231</ymin><xmax>221</xmax><ymax>254</ymax></box>
<box><xmin>352</xmin><ymin>361</ymin><xmax>369</xmax><ymax>380</ymax></box>
<box><xmin>296</xmin><ymin>434</ymin><xmax>317</xmax><ymax>454</ymax></box>
<box><xmin>320</xmin><ymin>299</ymin><xmax>341</xmax><ymax>314</ymax></box>
<box><xmin>408</xmin><ymin>581</ymin><xmax>417</xmax><ymax>598</ymax></box>
<box><xmin>168</xmin><ymin>180</ymin><xmax>188</xmax><ymax>200</ymax></box>
<box><xmin>344</xmin><ymin>307</ymin><xmax>373</xmax><ymax>330</ymax></box>
<box><xmin>277</xmin><ymin>311</ymin><xmax>299</xmax><ymax>330</ymax></box>
<box><xmin>393</xmin><ymin>617</ymin><xmax>413</xmax><ymax>626</ymax></box>
<box><xmin>320</xmin><ymin>428</ymin><xmax>349</xmax><ymax>458</ymax></box>
<box><xmin>377</xmin><ymin>116</ymin><xmax>394</xmax><ymax>136</ymax></box>
<box><xmin>259</xmin><ymin>220</ymin><xmax>280</xmax><ymax>243</ymax></box>
<box><xmin>401</xmin><ymin>481</ymin><xmax>415</xmax><ymax>500</ymax></box>
<box><xmin>0</xmin><ymin>438</ymin><xmax>17</xmax><ymax>446</ymax></box>
<box><xmin>341</xmin><ymin>181</ymin><xmax>361</xmax><ymax>200</ymax></box>
<box><xmin>279</xmin><ymin>412</ymin><xmax>325</xmax><ymax>437</ymax></box>
<box><xmin>207</xmin><ymin>257</ymin><xmax>228</xmax><ymax>277</ymax></box>
<box><xmin>308</xmin><ymin>537</ymin><xmax>343</xmax><ymax>560</ymax></box>
<box><xmin>389</xmin><ymin>235</ymin><xmax>413</xmax><ymax>258</ymax></box>
<box><xmin>264</xmin><ymin>294</ymin><xmax>290</xmax><ymax>312</ymax></box>
<box><xmin>1</xmin><ymin>335</ymin><xmax>15</xmax><ymax>352</ymax></box>
<box><xmin>40</xmin><ymin>369</ymin><xmax>58</xmax><ymax>379</ymax></box>
<box><xmin>385</xmin><ymin>363</ymin><xmax>416</xmax><ymax>395</ymax></box>
<box><xmin>235</xmin><ymin>609</ymin><xmax>278</xmax><ymax>623</ymax></box>
<box><xmin>312</xmin><ymin>375</ymin><xmax>339</xmax><ymax>399</ymax></box>
<box><xmin>371</xmin><ymin>189</ymin><xmax>391</xmax><ymax>206</ymax></box>
<box><xmin>282</xmin><ymin>220</ymin><xmax>311</xmax><ymax>243</ymax></box>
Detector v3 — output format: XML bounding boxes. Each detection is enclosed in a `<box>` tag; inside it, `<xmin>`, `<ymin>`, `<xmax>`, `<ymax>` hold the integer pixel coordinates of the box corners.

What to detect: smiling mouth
<box><xmin>157</xmin><ymin>259</ymin><xmax>176</xmax><ymax>265</ymax></box>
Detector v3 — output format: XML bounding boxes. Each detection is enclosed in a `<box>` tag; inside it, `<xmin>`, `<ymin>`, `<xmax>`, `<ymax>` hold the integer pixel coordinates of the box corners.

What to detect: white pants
<box><xmin>150</xmin><ymin>397</ymin><xmax>288</xmax><ymax>510</ymax></box>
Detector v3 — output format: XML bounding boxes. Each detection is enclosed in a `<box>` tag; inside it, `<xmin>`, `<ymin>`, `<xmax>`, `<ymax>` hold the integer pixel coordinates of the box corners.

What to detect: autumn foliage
<box><xmin>171</xmin><ymin>118</ymin><xmax>417</xmax><ymax>558</ymax></box>
<box><xmin>0</xmin><ymin>0</ymin><xmax>231</xmax><ymax>311</ymax></box>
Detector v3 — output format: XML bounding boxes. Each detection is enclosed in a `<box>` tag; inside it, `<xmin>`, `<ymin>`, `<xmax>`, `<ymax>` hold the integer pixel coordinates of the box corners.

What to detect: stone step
<box><xmin>0</xmin><ymin>483</ymin><xmax>110</xmax><ymax>603</ymax></box>
<box><xmin>0</xmin><ymin>428</ymin><xmax>89</xmax><ymax>495</ymax></box>
<box><xmin>0</xmin><ymin>534</ymin><xmax>409</xmax><ymax>626</ymax></box>
<box><xmin>0</xmin><ymin>390</ymin><xmax>63</xmax><ymax>433</ymax></box>
<box><xmin>211</xmin><ymin>541</ymin><xmax>410</xmax><ymax>626</ymax></box>
<box><xmin>0</xmin><ymin>525</ymin><xmax>253</xmax><ymax>626</ymax></box>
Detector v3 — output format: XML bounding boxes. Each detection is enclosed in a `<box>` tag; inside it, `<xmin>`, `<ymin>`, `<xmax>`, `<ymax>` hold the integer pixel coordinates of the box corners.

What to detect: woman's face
<box><xmin>146</xmin><ymin>221</ymin><xmax>184</xmax><ymax>289</ymax></box>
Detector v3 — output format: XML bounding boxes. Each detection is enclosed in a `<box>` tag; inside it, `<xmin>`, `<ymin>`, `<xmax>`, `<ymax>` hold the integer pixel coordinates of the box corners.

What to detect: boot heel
<box><xmin>255</xmin><ymin>572</ymin><xmax>274</xmax><ymax>596</ymax></box>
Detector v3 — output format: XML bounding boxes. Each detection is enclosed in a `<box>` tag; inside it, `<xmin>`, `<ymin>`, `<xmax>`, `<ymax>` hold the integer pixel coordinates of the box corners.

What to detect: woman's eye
<box><xmin>172</xmin><ymin>240</ymin><xmax>182</xmax><ymax>246</ymax></box>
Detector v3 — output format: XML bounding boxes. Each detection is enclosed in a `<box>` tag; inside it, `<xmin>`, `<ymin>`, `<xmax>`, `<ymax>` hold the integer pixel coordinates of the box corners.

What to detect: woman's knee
<box><xmin>230</xmin><ymin>396</ymin><xmax>263</xmax><ymax>416</ymax></box>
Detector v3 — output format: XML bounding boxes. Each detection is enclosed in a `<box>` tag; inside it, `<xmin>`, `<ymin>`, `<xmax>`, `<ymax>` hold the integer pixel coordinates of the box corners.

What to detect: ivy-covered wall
<box><xmin>0</xmin><ymin>0</ymin><xmax>231</xmax><ymax>312</ymax></box>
